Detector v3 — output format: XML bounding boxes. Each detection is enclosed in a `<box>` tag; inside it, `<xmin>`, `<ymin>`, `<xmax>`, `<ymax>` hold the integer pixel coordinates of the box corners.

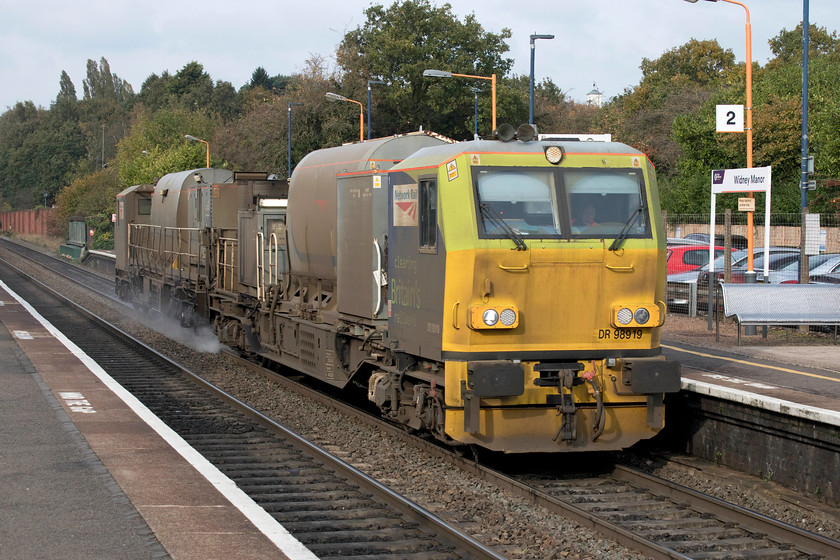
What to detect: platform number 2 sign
<box><xmin>716</xmin><ymin>104</ymin><xmax>744</xmax><ymax>133</ymax></box>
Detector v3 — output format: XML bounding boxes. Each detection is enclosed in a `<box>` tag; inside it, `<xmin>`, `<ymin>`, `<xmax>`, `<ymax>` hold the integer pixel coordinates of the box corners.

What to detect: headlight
<box><xmin>611</xmin><ymin>304</ymin><xmax>662</xmax><ymax>328</ymax></box>
<box><xmin>500</xmin><ymin>308</ymin><xmax>517</xmax><ymax>326</ymax></box>
<box><xmin>470</xmin><ymin>305</ymin><xmax>520</xmax><ymax>330</ymax></box>
<box><xmin>616</xmin><ymin>307</ymin><xmax>633</xmax><ymax>325</ymax></box>
<box><xmin>482</xmin><ymin>309</ymin><xmax>499</xmax><ymax>326</ymax></box>
<box><xmin>544</xmin><ymin>145</ymin><xmax>564</xmax><ymax>164</ymax></box>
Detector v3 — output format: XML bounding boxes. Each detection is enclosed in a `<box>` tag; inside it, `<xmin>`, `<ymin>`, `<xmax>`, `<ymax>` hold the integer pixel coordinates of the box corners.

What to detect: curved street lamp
<box><xmin>326</xmin><ymin>92</ymin><xmax>364</xmax><ymax>143</ymax></box>
<box><xmin>529</xmin><ymin>33</ymin><xmax>554</xmax><ymax>125</ymax></box>
<box><xmin>423</xmin><ymin>69</ymin><xmax>497</xmax><ymax>133</ymax></box>
<box><xmin>184</xmin><ymin>134</ymin><xmax>210</xmax><ymax>168</ymax></box>
<box><xmin>684</xmin><ymin>0</ymin><xmax>755</xmax><ymax>274</ymax></box>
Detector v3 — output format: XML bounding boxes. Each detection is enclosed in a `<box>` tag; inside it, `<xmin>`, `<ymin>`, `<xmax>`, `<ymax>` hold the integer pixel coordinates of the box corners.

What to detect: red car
<box><xmin>666</xmin><ymin>245</ymin><xmax>728</xmax><ymax>275</ymax></box>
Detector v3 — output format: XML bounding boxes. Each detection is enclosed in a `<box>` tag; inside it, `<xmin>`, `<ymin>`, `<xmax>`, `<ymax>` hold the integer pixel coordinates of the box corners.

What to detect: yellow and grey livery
<box><xmin>115</xmin><ymin>128</ymin><xmax>680</xmax><ymax>454</ymax></box>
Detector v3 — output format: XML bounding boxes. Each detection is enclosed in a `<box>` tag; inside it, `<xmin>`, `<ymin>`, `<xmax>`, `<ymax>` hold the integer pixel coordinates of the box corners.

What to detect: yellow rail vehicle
<box><xmin>115</xmin><ymin>129</ymin><xmax>679</xmax><ymax>454</ymax></box>
<box><xmin>380</xmin><ymin>135</ymin><xmax>680</xmax><ymax>453</ymax></box>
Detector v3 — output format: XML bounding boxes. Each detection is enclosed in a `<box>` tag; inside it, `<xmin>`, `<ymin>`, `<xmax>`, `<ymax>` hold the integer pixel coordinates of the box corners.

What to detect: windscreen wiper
<box><xmin>608</xmin><ymin>204</ymin><xmax>646</xmax><ymax>252</ymax></box>
<box><xmin>479</xmin><ymin>203</ymin><xmax>527</xmax><ymax>251</ymax></box>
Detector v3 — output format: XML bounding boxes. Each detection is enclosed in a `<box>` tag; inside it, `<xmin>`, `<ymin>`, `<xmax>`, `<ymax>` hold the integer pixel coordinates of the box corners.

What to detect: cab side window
<box><xmin>419</xmin><ymin>178</ymin><xmax>437</xmax><ymax>252</ymax></box>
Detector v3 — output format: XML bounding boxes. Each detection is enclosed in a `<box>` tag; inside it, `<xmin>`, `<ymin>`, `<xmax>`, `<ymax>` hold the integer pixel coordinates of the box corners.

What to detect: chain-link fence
<box><xmin>664</xmin><ymin>212</ymin><xmax>840</xmax><ymax>317</ymax></box>
<box><xmin>664</xmin><ymin>212</ymin><xmax>840</xmax><ymax>252</ymax></box>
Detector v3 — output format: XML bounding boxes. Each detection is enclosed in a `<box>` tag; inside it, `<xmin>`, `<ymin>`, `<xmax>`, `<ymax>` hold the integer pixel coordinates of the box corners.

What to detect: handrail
<box><xmin>269</xmin><ymin>232</ymin><xmax>279</xmax><ymax>288</ymax></box>
<box><xmin>373</xmin><ymin>238</ymin><xmax>383</xmax><ymax>317</ymax></box>
<box><xmin>256</xmin><ymin>232</ymin><xmax>264</xmax><ymax>300</ymax></box>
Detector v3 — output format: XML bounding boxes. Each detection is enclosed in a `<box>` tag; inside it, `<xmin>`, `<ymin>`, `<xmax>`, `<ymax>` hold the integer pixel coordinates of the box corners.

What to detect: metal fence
<box><xmin>664</xmin><ymin>212</ymin><xmax>840</xmax><ymax>252</ymax></box>
<box><xmin>664</xmin><ymin>212</ymin><xmax>840</xmax><ymax>317</ymax></box>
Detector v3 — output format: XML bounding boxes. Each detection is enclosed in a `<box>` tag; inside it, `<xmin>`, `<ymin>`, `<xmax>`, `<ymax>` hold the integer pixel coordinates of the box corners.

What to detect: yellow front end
<box><xmin>435</xmin><ymin>147</ymin><xmax>678</xmax><ymax>453</ymax></box>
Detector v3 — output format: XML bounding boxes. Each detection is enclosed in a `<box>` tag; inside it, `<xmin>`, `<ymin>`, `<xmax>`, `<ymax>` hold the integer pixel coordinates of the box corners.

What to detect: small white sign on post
<box><xmin>716</xmin><ymin>104</ymin><xmax>745</xmax><ymax>133</ymax></box>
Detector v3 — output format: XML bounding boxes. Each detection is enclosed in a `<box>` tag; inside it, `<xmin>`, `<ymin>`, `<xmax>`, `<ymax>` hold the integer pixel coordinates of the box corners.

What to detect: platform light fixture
<box><xmin>529</xmin><ymin>33</ymin><xmax>554</xmax><ymax>125</ymax></box>
<box><xmin>185</xmin><ymin>135</ymin><xmax>209</xmax><ymax>168</ymax></box>
<box><xmin>326</xmin><ymin>92</ymin><xmax>364</xmax><ymax>143</ymax></box>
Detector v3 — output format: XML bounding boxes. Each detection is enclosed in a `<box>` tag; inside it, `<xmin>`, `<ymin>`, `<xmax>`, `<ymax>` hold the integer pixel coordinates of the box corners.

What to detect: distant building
<box><xmin>587</xmin><ymin>83</ymin><xmax>603</xmax><ymax>108</ymax></box>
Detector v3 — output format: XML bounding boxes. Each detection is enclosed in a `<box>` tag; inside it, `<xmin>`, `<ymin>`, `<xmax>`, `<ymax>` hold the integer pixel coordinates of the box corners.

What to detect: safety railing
<box><xmin>216</xmin><ymin>236</ymin><xmax>238</xmax><ymax>293</ymax></box>
<box><xmin>128</xmin><ymin>224</ymin><xmax>204</xmax><ymax>284</ymax></box>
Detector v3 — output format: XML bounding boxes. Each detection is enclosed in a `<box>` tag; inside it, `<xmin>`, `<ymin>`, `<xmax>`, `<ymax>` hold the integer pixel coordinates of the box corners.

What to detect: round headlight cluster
<box><xmin>500</xmin><ymin>308</ymin><xmax>517</xmax><ymax>326</ymax></box>
<box><xmin>634</xmin><ymin>308</ymin><xmax>650</xmax><ymax>325</ymax></box>
<box><xmin>544</xmin><ymin>145</ymin><xmax>564</xmax><ymax>165</ymax></box>
<box><xmin>616</xmin><ymin>307</ymin><xmax>634</xmax><ymax>325</ymax></box>
<box><xmin>482</xmin><ymin>309</ymin><xmax>499</xmax><ymax>326</ymax></box>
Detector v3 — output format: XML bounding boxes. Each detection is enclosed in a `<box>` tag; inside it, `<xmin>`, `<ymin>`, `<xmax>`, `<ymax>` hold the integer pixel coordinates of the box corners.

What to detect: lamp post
<box><xmin>800</xmin><ymin>0</ymin><xmax>810</xmax><ymax>212</ymax></box>
<box><xmin>684</xmin><ymin>0</ymin><xmax>754</xmax><ymax>276</ymax></box>
<box><xmin>529</xmin><ymin>33</ymin><xmax>554</xmax><ymax>125</ymax></box>
<box><xmin>288</xmin><ymin>102</ymin><xmax>303</xmax><ymax>178</ymax></box>
<box><xmin>326</xmin><ymin>92</ymin><xmax>364</xmax><ymax>143</ymax></box>
<box><xmin>367</xmin><ymin>80</ymin><xmax>386</xmax><ymax>140</ymax></box>
<box><xmin>472</xmin><ymin>87</ymin><xmax>481</xmax><ymax>138</ymax></box>
<box><xmin>184</xmin><ymin>135</ymin><xmax>210</xmax><ymax>168</ymax></box>
<box><xmin>423</xmin><ymin>69</ymin><xmax>497</xmax><ymax>133</ymax></box>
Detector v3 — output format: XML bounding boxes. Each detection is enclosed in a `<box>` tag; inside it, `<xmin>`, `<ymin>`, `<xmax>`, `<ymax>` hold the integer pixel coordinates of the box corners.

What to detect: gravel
<box><xmin>4</xmin><ymin>239</ymin><xmax>840</xmax><ymax>559</ymax></box>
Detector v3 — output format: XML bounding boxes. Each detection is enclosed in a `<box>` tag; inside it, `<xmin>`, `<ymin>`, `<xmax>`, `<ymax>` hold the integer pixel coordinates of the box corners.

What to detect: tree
<box><xmin>0</xmin><ymin>101</ymin><xmax>87</xmax><ymax>209</ymax></box>
<box><xmin>169</xmin><ymin>61</ymin><xmax>213</xmax><ymax>110</ymax></box>
<box><xmin>247</xmin><ymin>67</ymin><xmax>271</xmax><ymax>90</ymax></box>
<box><xmin>82</xmin><ymin>57</ymin><xmax>134</xmax><ymax>104</ymax></box>
<box><xmin>767</xmin><ymin>23</ymin><xmax>840</xmax><ymax>64</ymax></box>
<box><xmin>115</xmin><ymin>107</ymin><xmax>223</xmax><ymax>187</ymax></box>
<box><xmin>54</xmin><ymin>167</ymin><xmax>122</xmax><ymax>248</ymax></box>
<box><xmin>137</xmin><ymin>71</ymin><xmax>173</xmax><ymax>113</ymax></box>
<box><xmin>599</xmin><ymin>39</ymin><xmax>737</xmax><ymax>179</ymax></box>
<box><xmin>336</xmin><ymin>0</ymin><xmax>513</xmax><ymax>139</ymax></box>
<box><xmin>55</xmin><ymin>71</ymin><xmax>77</xmax><ymax>105</ymax></box>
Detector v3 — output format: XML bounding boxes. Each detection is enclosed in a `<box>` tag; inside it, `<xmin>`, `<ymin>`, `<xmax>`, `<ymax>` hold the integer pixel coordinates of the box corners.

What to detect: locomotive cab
<box><xmin>382</xmin><ymin>131</ymin><xmax>680</xmax><ymax>452</ymax></box>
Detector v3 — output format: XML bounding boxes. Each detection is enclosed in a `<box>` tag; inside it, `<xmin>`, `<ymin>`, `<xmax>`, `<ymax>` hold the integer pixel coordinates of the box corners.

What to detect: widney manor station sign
<box><xmin>708</xmin><ymin>165</ymin><xmax>772</xmax><ymax>279</ymax></box>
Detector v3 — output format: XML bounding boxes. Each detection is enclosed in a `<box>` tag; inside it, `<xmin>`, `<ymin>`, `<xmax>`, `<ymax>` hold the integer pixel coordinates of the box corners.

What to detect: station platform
<box><xmin>663</xmin><ymin>333</ymin><xmax>840</xmax><ymax>427</ymax></box>
<box><xmin>0</xmin><ymin>281</ymin><xmax>315</xmax><ymax>560</ymax></box>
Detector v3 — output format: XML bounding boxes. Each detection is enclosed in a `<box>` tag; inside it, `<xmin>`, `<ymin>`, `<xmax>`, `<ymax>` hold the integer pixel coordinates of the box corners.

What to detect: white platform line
<box><xmin>0</xmin><ymin>279</ymin><xmax>318</xmax><ymax>560</ymax></box>
<box><xmin>682</xmin><ymin>377</ymin><xmax>840</xmax><ymax>427</ymax></box>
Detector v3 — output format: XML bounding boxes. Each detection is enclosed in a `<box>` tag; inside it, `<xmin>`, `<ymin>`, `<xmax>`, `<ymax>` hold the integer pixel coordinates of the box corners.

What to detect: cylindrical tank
<box><xmin>286</xmin><ymin>132</ymin><xmax>450</xmax><ymax>281</ymax></box>
<box><xmin>151</xmin><ymin>168</ymin><xmax>234</xmax><ymax>230</ymax></box>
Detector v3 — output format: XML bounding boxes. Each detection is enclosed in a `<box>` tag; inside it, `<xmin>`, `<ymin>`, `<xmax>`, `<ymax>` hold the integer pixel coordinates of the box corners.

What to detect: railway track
<box><xmin>0</xmin><ymin>252</ymin><xmax>506</xmax><ymax>560</ymax></box>
<box><xmin>3</xmin><ymin>236</ymin><xmax>840</xmax><ymax>559</ymax></box>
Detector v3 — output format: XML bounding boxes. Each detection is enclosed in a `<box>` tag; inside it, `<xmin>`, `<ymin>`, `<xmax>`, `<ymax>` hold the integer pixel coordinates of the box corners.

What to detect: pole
<box><xmin>490</xmin><ymin>74</ymin><xmax>497</xmax><ymax>133</ymax></box>
<box><xmin>474</xmin><ymin>91</ymin><xmax>479</xmax><ymax>138</ymax></box>
<box><xmin>366</xmin><ymin>80</ymin><xmax>385</xmax><ymax>140</ymax></box>
<box><xmin>528</xmin><ymin>33</ymin><xmax>554</xmax><ymax>125</ymax></box>
<box><xmin>367</xmin><ymin>84</ymin><xmax>372</xmax><ymax>141</ymax></box>
<box><xmin>800</xmin><ymin>0</ymin><xmax>810</xmax><ymax>211</ymax></box>
<box><xmin>800</xmin><ymin>0</ymin><xmax>810</xmax><ymax>283</ymax></box>
<box><xmin>288</xmin><ymin>104</ymin><xmax>293</xmax><ymax>178</ymax></box>
<box><xmin>287</xmin><ymin>102</ymin><xmax>302</xmax><ymax>179</ymax></box>
<box><xmin>529</xmin><ymin>39</ymin><xmax>536</xmax><ymax>125</ymax></box>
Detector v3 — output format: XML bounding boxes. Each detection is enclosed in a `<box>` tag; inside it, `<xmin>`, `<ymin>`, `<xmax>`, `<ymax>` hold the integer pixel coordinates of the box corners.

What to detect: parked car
<box><xmin>666</xmin><ymin>244</ymin><xmax>729</xmax><ymax>275</ymax></box>
<box><xmin>684</xmin><ymin>232</ymin><xmax>749</xmax><ymax>250</ymax></box>
<box><xmin>667</xmin><ymin>237</ymin><xmax>707</xmax><ymax>246</ymax></box>
<box><xmin>812</xmin><ymin>272</ymin><xmax>840</xmax><ymax>285</ymax></box>
<box><xmin>759</xmin><ymin>253</ymin><xmax>840</xmax><ymax>284</ymax></box>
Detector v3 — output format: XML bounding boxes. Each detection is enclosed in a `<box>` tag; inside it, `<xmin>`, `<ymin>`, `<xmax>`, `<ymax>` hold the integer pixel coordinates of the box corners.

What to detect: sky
<box><xmin>1</xmin><ymin>0</ymin><xmax>838</xmax><ymax>113</ymax></box>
